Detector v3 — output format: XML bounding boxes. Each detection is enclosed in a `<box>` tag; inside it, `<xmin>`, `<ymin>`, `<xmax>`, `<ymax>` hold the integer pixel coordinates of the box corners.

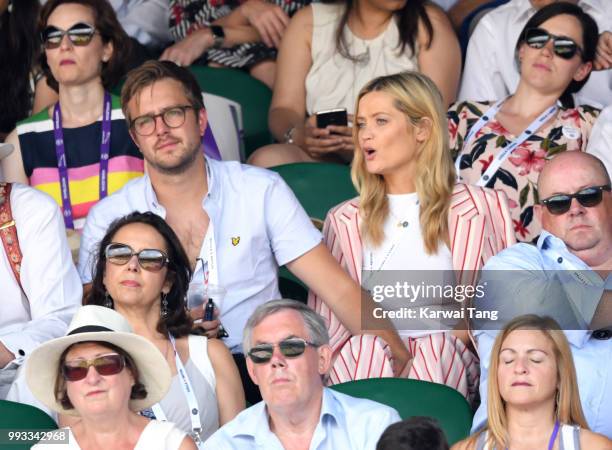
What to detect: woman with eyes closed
<box><xmin>452</xmin><ymin>315</ymin><xmax>612</xmax><ymax>450</ymax></box>
<box><xmin>26</xmin><ymin>305</ymin><xmax>196</xmax><ymax>450</ymax></box>
<box><xmin>449</xmin><ymin>3</ymin><xmax>601</xmax><ymax>244</ymax></box>
<box><xmin>84</xmin><ymin>212</ymin><xmax>244</xmax><ymax>444</ymax></box>
<box><xmin>1</xmin><ymin>0</ymin><xmax>143</xmax><ymax>234</ymax></box>
<box><xmin>307</xmin><ymin>71</ymin><xmax>515</xmax><ymax>403</ymax></box>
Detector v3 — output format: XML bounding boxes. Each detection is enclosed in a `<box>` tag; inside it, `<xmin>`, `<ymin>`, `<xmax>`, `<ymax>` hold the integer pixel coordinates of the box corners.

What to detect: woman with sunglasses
<box><xmin>451</xmin><ymin>315</ymin><xmax>612</xmax><ymax>450</ymax></box>
<box><xmin>27</xmin><ymin>305</ymin><xmax>197</xmax><ymax>449</ymax></box>
<box><xmin>448</xmin><ymin>2</ymin><xmax>600</xmax><ymax>244</ymax></box>
<box><xmin>1</xmin><ymin>0</ymin><xmax>143</xmax><ymax>233</ymax></box>
<box><xmin>85</xmin><ymin>212</ymin><xmax>244</xmax><ymax>444</ymax></box>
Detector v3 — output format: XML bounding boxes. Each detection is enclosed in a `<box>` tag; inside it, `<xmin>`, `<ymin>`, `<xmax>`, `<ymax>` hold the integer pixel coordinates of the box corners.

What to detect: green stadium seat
<box><xmin>330</xmin><ymin>378</ymin><xmax>473</xmax><ymax>445</ymax></box>
<box><xmin>0</xmin><ymin>400</ymin><xmax>58</xmax><ymax>450</ymax></box>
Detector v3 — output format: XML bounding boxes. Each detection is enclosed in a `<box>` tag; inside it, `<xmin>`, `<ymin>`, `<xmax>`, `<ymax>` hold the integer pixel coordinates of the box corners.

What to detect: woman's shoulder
<box><xmin>557</xmin><ymin>104</ymin><xmax>600</xmax><ymax>125</ymax></box>
<box><xmin>328</xmin><ymin>196</ymin><xmax>360</xmax><ymax>219</ymax></box>
<box><xmin>16</xmin><ymin>107</ymin><xmax>52</xmax><ymax>133</ymax></box>
<box><xmin>137</xmin><ymin>420</ymin><xmax>187</xmax><ymax>450</ymax></box>
<box><xmin>577</xmin><ymin>427</ymin><xmax>612</xmax><ymax>450</ymax></box>
<box><xmin>448</xmin><ymin>100</ymin><xmax>495</xmax><ymax>119</ymax></box>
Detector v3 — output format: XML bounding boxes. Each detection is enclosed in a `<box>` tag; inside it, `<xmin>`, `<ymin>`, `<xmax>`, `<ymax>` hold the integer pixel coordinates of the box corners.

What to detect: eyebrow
<box><xmin>500</xmin><ymin>348</ymin><xmax>549</xmax><ymax>355</ymax></box>
<box><xmin>254</xmin><ymin>334</ymin><xmax>300</xmax><ymax>345</ymax></box>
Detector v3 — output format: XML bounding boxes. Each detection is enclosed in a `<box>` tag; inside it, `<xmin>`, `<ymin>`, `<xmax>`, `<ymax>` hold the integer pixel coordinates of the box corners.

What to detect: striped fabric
<box><xmin>17</xmin><ymin>95</ymin><xmax>144</xmax><ymax>229</ymax></box>
<box><xmin>308</xmin><ymin>183</ymin><xmax>515</xmax><ymax>402</ymax></box>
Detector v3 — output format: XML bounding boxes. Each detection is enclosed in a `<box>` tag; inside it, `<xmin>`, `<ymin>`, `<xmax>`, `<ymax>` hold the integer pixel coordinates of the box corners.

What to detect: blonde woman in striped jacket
<box><xmin>308</xmin><ymin>72</ymin><xmax>516</xmax><ymax>404</ymax></box>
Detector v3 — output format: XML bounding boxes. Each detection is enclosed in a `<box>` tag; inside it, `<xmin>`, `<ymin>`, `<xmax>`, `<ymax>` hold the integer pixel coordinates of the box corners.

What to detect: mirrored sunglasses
<box><xmin>541</xmin><ymin>184</ymin><xmax>610</xmax><ymax>215</ymax></box>
<box><xmin>524</xmin><ymin>28</ymin><xmax>583</xmax><ymax>60</ymax></box>
<box><xmin>41</xmin><ymin>22</ymin><xmax>97</xmax><ymax>50</ymax></box>
<box><xmin>247</xmin><ymin>338</ymin><xmax>318</xmax><ymax>364</ymax></box>
<box><xmin>105</xmin><ymin>243</ymin><xmax>169</xmax><ymax>272</ymax></box>
<box><xmin>62</xmin><ymin>353</ymin><xmax>125</xmax><ymax>381</ymax></box>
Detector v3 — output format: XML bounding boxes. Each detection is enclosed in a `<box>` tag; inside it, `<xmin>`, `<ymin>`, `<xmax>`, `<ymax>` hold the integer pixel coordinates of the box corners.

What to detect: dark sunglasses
<box><xmin>105</xmin><ymin>243</ymin><xmax>170</xmax><ymax>272</ymax></box>
<box><xmin>524</xmin><ymin>28</ymin><xmax>583</xmax><ymax>60</ymax></box>
<box><xmin>541</xmin><ymin>185</ymin><xmax>610</xmax><ymax>215</ymax></box>
<box><xmin>62</xmin><ymin>353</ymin><xmax>125</xmax><ymax>381</ymax></box>
<box><xmin>247</xmin><ymin>338</ymin><xmax>318</xmax><ymax>364</ymax></box>
<box><xmin>41</xmin><ymin>22</ymin><xmax>97</xmax><ymax>50</ymax></box>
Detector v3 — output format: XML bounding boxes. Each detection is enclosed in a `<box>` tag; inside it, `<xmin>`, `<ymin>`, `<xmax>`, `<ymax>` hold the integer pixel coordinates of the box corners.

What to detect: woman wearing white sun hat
<box><xmin>26</xmin><ymin>305</ymin><xmax>197</xmax><ymax>450</ymax></box>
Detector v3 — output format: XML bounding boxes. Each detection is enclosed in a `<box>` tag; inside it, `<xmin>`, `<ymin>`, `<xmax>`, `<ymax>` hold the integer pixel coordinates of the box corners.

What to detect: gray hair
<box><xmin>242</xmin><ymin>299</ymin><xmax>330</xmax><ymax>353</ymax></box>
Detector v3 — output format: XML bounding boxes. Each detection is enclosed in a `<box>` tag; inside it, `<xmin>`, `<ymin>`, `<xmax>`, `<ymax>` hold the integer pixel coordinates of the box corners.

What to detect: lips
<box><xmin>155</xmin><ymin>138</ymin><xmax>180</xmax><ymax>151</ymax></box>
<box><xmin>85</xmin><ymin>390</ymin><xmax>105</xmax><ymax>397</ymax></box>
<box><xmin>533</xmin><ymin>63</ymin><xmax>551</xmax><ymax>71</ymax></box>
<box><xmin>364</xmin><ymin>147</ymin><xmax>376</xmax><ymax>160</ymax></box>
<box><xmin>120</xmin><ymin>280</ymin><xmax>141</xmax><ymax>287</ymax></box>
<box><xmin>60</xmin><ymin>59</ymin><xmax>76</xmax><ymax>66</ymax></box>
<box><xmin>511</xmin><ymin>381</ymin><xmax>532</xmax><ymax>386</ymax></box>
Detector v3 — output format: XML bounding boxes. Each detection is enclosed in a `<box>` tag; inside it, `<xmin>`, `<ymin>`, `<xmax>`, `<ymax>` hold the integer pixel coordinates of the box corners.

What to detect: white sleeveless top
<box><xmin>32</xmin><ymin>421</ymin><xmax>186</xmax><ymax>450</ymax></box>
<box><xmin>305</xmin><ymin>2</ymin><xmax>419</xmax><ymax>115</ymax></box>
<box><xmin>476</xmin><ymin>424</ymin><xmax>582</xmax><ymax>450</ymax></box>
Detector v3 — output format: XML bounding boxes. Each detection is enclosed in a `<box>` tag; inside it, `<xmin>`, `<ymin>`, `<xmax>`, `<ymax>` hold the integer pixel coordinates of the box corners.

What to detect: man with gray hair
<box><xmin>204</xmin><ymin>299</ymin><xmax>401</xmax><ymax>449</ymax></box>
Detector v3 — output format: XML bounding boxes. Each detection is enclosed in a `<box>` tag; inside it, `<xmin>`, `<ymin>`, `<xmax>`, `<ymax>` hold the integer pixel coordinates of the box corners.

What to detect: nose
<box><xmin>269</xmin><ymin>346</ymin><xmax>288</xmax><ymax>369</ymax></box>
<box><xmin>126</xmin><ymin>254</ymin><xmax>140</xmax><ymax>272</ymax></box>
<box><xmin>84</xmin><ymin>365</ymin><xmax>102</xmax><ymax>384</ymax></box>
<box><xmin>58</xmin><ymin>34</ymin><xmax>74</xmax><ymax>51</ymax></box>
<box><xmin>154</xmin><ymin>115</ymin><xmax>171</xmax><ymax>136</ymax></box>
<box><xmin>539</xmin><ymin>39</ymin><xmax>555</xmax><ymax>58</ymax></box>
<box><xmin>513</xmin><ymin>356</ymin><xmax>528</xmax><ymax>374</ymax></box>
<box><xmin>567</xmin><ymin>196</ymin><xmax>586</xmax><ymax>217</ymax></box>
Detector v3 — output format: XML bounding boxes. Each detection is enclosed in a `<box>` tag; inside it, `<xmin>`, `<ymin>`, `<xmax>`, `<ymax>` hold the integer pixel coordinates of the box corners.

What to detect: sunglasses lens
<box><xmin>525</xmin><ymin>28</ymin><xmax>549</xmax><ymax>49</ymax></box>
<box><xmin>545</xmin><ymin>196</ymin><xmax>571</xmax><ymax>215</ymax></box>
<box><xmin>279</xmin><ymin>339</ymin><xmax>307</xmax><ymax>357</ymax></box>
<box><xmin>138</xmin><ymin>250</ymin><xmax>166</xmax><ymax>271</ymax></box>
<box><xmin>248</xmin><ymin>345</ymin><xmax>273</xmax><ymax>364</ymax></box>
<box><xmin>68</xmin><ymin>23</ymin><xmax>95</xmax><ymax>46</ymax></box>
<box><xmin>62</xmin><ymin>364</ymin><xmax>88</xmax><ymax>381</ymax></box>
<box><xmin>553</xmin><ymin>39</ymin><xmax>578</xmax><ymax>59</ymax></box>
<box><xmin>106</xmin><ymin>244</ymin><xmax>133</xmax><ymax>265</ymax></box>
<box><xmin>576</xmin><ymin>188</ymin><xmax>603</xmax><ymax>207</ymax></box>
<box><xmin>94</xmin><ymin>355</ymin><xmax>125</xmax><ymax>376</ymax></box>
<box><xmin>42</xmin><ymin>27</ymin><xmax>63</xmax><ymax>48</ymax></box>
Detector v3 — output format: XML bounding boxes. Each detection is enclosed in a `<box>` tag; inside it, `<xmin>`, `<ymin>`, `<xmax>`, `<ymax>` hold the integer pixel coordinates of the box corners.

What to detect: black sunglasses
<box><xmin>62</xmin><ymin>353</ymin><xmax>125</xmax><ymax>381</ymax></box>
<box><xmin>540</xmin><ymin>184</ymin><xmax>610</xmax><ymax>215</ymax></box>
<box><xmin>41</xmin><ymin>22</ymin><xmax>98</xmax><ymax>50</ymax></box>
<box><xmin>105</xmin><ymin>243</ymin><xmax>170</xmax><ymax>272</ymax></box>
<box><xmin>524</xmin><ymin>28</ymin><xmax>583</xmax><ymax>60</ymax></box>
<box><xmin>247</xmin><ymin>338</ymin><xmax>318</xmax><ymax>364</ymax></box>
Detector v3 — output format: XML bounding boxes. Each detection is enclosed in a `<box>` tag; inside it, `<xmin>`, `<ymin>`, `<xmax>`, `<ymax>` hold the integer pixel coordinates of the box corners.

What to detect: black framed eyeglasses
<box><xmin>41</xmin><ymin>22</ymin><xmax>98</xmax><ymax>50</ymax></box>
<box><xmin>540</xmin><ymin>185</ymin><xmax>610</xmax><ymax>215</ymax></box>
<box><xmin>247</xmin><ymin>338</ymin><xmax>318</xmax><ymax>364</ymax></box>
<box><xmin>130</xmin><ymin>105</ymin><xmax>195</xmax><ymax>136</ymax></box>
<box><xmin>105</xmin><ymin>243</ymin><xmax>170</xmax><ymax>272</ymax></box>
<box><xmin>524</xmin><ymin>28</ymin><xmax>583</xmax><ymax>60</ymax></box>
<box><xmin>62</xmin><ymin>353</ymin><xmax>125</xmax><ymax>381</ymax></box>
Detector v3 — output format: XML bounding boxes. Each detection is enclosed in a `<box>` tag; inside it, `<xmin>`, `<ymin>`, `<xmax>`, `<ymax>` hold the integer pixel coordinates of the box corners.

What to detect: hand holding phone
<box><xmin>316</xmin><ymin>108</ymin><xmax>348</xmax><ymax>129</ymax></box>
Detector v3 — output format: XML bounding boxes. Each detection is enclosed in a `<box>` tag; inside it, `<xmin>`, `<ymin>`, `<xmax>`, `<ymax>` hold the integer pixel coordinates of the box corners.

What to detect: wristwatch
<box><xmin>284</xmin><ymin>126</ymin><xmax>296</xmax><ymax>145</ymax></box>
<box><xmin>210</xmin><ymin>25</ymin><xmax>225</xmax><ymax>49</ymax></box>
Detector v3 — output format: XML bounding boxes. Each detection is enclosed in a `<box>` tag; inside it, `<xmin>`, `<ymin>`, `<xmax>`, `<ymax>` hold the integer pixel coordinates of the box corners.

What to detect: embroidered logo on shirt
<box><xmin>231</xmin><ymin>237</ymin><xmax>240</xmax><ymax>246</ymax></box>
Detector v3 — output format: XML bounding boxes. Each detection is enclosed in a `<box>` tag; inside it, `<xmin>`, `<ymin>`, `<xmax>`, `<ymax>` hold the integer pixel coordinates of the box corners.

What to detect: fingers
<box><xmin>327</xmin><ymin>125</ymin><xmax>353</xmax><ymax>136</ymax></box>
<box><xmin>189</xmin><ymin>304</ymin><xmax>205</xmax><ymax>321</ymax></box>
<box><xmin>254</xmin><ymin>9</ymin><xmax>289</xmax><ymax>47</ymax></box>
<box><xmin>194</xmin><ymin>319</ymin><xmax>221</xmax><ymax>339</ymax></box>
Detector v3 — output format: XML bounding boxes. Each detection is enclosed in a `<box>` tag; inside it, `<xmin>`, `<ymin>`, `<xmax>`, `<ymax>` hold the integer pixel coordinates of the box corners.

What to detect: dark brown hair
<box><xmin>54</xmin><ymin>341</ymin><xmax>147</xmax><ymax>410</ymax></box>
<box><xmin>39</xmin><ymin>0</ymin><xmax>132</xmax><ymax>92</ymax></box>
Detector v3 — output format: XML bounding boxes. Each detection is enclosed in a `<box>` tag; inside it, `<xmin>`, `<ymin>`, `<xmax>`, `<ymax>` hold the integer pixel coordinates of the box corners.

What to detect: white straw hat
<box><xmin>26</xmin><ymin>305</ymin><xmax>171</xmax><ymax>416</ymax></box>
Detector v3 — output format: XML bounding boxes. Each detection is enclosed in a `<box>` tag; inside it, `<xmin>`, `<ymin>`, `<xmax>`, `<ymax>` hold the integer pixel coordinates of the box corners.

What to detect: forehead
<box><xmin>47</xmin><ymin>3</ymin><xmax>95</xmax><ymax>27</ymax></box>
<box><xmin>66</xmin><ymin>342</ymin><xmax>114</xmax><ymax>360</ymax></box>
<box><xmin>358</xmin><ymin>91</ymin><xmax>399</xmax><ymax>115</ymax></box>
<box><xmin>539</xmin><ymin>159</ymin><xmax>605</xmax><ymax>196</ymax></box>
<box><xmin>537</xmin><ymin>14</ymin><xmax>583</xmax><ymax>44</ymax></box>
<box><xmin>128</xmin><ymin>79</ymin><xmax>191</xmax><ymax>117</ymax></box>
<box><xmin>501</xmin><ymin>329</ymin><xmax>554</xmax><ymax>352</ymax></box>
<box><xmin>252</xmin><ymin>310</ymin><xmax>309</xmax><ymax>342</ymax></box>
<box><xmin>110</xmin><ymin>222</ymin><xmax>167</xmax><ymax>252</ymax></box>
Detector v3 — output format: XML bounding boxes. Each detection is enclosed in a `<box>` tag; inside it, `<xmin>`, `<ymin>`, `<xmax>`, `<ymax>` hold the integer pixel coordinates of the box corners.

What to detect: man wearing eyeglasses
<box><xmin>470</xmin><ymin>151</ymin><xmax>612</xmax><ymax>437</ymax></box>
<box><xmin>78</xmin><ymin>60</ymin><xmax>411</xmax><ymax>405</ymax></box>
<box><xmin>205</xmin><ymin>299</ymin><xmax>400</xmax><ymax>449</ymax></box>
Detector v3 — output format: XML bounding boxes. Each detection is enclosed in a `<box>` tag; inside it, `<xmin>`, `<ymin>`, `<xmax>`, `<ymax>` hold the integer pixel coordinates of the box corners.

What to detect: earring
<box><xmin>104</xmin><ymin>291</ymin><xmax>114</xmax><ymax>309</ymax></box>
<box><xmin>161</xmin><ymin>292</ymin><xmax>169</xmax><ymax>318</ymax></box>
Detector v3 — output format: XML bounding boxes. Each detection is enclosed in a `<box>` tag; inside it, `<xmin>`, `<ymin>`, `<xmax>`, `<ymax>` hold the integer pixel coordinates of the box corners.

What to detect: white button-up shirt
<box><xmin>78</xmin><ymin>158</ymin><xmax>322</xmax><ymax>351</ymax></box>
<box><xmin>0</xmin><ymin>184</ymin><xmax>81</xmax><ymax>397</ymax></box>
<box><xmin>108</xmin><ymin>0</ymin><xmax>172</xmax><ymax>49</ymax></box>
<box><xmin>203</xmin><ymin>388</ymin><xmax>401</xmax><ymax>449</ymax></box>
<box><xmin>586</xmin><ymin>104</ymin><xmax>612</xmax><ymax>176</ymax></box>
<box><xmin>459</xmin><ymin>0</ymin><xmax>612</xmax><ymax>107</ymax></box>
<box><xmin>472</xmin><ymin>231</ymin><xmax>612</xmax><ymax>437</ymax></box>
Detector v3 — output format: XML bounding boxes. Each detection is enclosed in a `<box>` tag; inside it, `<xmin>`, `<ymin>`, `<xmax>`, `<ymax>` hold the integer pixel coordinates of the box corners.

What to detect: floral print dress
<box><xmin>448</xmin><ymin>100</ymin><xmax>599</xmax><ymax>243</ymax></box>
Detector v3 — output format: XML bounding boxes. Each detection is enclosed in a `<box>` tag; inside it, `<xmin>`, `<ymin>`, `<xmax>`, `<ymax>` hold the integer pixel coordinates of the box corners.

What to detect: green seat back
<box><xmin>330</xmin><ymin>378</ymin><xmax>473</xmax><ymax>445</ymax></box>
<box><xmin>188</xmin><ymin>66</ymin><xmax>273</xmax><ymax>158</ymax></box>
<box><xmin>0</xmin><ymin>400</ymin><xmax>58</xmax><ymax>450</ymax></box>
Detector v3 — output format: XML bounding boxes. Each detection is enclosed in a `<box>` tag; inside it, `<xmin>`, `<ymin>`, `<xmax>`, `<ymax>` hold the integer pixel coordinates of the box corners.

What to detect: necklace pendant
<box><xmin>397</xmin><ymin>221</ymin><xmax>409</xmax><ymax>228</ymax></box>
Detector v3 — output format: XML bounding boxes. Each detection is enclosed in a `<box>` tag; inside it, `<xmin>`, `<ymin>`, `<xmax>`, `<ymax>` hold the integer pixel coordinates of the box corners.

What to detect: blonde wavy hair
<box><xmin>470</xmin><ymin>315</ymin><xmax>588</xmax><ymax>449</ymax></box>
<box><xmin>351</xmin><ymin>71</ymin><xmax>455</xmax><ymax>252</ymax></box>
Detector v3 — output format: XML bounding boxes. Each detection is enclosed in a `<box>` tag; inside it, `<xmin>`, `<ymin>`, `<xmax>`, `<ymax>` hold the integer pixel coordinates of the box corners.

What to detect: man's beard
<box><xmin>147</xmin><ymin>142</ymin><xmax>200</xmax><ymax>175</ymax></box>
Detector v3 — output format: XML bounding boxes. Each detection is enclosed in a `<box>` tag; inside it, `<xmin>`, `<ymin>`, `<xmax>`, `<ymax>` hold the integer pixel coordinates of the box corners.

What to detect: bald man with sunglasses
<box><xmin>470</xmin><ymin>151</ymin><xmax>612</xmax><ymax>437</ymax></box>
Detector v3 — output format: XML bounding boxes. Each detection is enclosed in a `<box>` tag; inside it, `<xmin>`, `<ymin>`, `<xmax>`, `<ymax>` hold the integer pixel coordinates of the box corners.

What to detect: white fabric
<box><xmin>32</xmin><ymin>421</ymin><xmax>186</xmax><ymax>450</ymax></box>
<box><xmin>108</xmin><ymin>0</ymin><xmax>172</xmax><ymax>49</ymax></box>
<box><xmin>459</xmin><ymin>0</ymin><xmax>612</xmax><ymax>107</ymax></box>
<box><xmin>586</xmin><ymin>104</ymin><xmax>612</xmax><ymax>176</ymax></box>
<box><xmin>158</xmin><ymin>335</ymin><xmax>219</xmax><ymax>441</ymax></box>
<box><xmin>78</xmin><ymin>157</ymin><xmax>322</xmax><ymax>352</ymax></box>
<box><xmin>202</xmin><ymin>92</ymin><xmax>244</xmax><ymax>162</ymax></box>
<box><xmin>430</xmin><ymin>0</ymin><xmax>457</xmax><ymax>11</ymax></box>
<box><xmin>305</xmin><ymin>3</ymin><xmax>418</xmax><ymax>115</ymax></box>
<box><xmin>0</xmin><ymin>184</ymin><xmax>81</xmax><ymax>398</ymax></box>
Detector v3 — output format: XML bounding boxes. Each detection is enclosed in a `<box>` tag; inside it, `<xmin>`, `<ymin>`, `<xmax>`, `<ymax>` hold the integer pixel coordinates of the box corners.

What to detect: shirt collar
<box><xmin>514</xmin><ymin>0</ymin><xmax>537</xmax><ymax>24</ymax></box>
<box><xmin>537</xmin><ymin>230</ymin><xmax>565</xmax><ymax>251</ymax></box>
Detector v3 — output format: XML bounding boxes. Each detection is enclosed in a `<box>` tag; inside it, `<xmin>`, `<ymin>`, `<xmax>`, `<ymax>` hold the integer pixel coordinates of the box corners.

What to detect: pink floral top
<box><xmin>448</xmin><ymin>101</ymin><xmax>599</xmax><ymax>243</ymax></box>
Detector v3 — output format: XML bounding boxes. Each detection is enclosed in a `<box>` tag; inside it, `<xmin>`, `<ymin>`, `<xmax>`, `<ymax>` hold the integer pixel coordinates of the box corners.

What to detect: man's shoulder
<box><xmin>9</xmin><ymin>183</ymin><xmax>59</xmax><ymax>219</ymax></box>
<box><xmin>212</xmin><ymin>159</ymin><xmax>283</xmax><ymax>190</ymax></box>
<box><xmin>327</xmin><ymin>388</ymin><xmax>400</xmax><ymax>421</ymax></box>
<box><xmin>88</xmin><ymin>176</ymin><xmax>148</xmax><ymax>219</ymax></box>
<box><xmin>479</xmin><ymin>0</ymin><xmax>527</xmax><ymax>26</ymax></box>
<box><xmin>484</xmin><ymin>242</ymin><xmax>542</xmax><ymax>270</ymax></box>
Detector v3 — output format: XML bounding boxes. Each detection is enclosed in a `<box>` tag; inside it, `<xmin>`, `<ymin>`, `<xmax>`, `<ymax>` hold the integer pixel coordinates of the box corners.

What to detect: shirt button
<box><xmin>557</xmin><ymin>257</ymin><xmax>563</xmax><ymax>264</ymax></box>
<box><xmin>18</xmin><ymin>349</ymin><xmax>25</xmax><ymax>356</ymax></box>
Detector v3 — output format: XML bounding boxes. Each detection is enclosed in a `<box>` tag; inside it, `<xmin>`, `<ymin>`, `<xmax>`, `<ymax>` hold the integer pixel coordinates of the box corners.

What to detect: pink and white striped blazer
<box><xmin>308</xmin><ymin>183</ymin><xmax>516</xmax><ymax>353</ymax></box>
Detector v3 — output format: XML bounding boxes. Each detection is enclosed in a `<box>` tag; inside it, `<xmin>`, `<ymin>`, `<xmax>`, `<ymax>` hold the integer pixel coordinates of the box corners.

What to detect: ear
<box><xmin>162</xmin><ymin>271</ymin><xmax>174</xmax><ymax>295</ymax></box>
<box><xmin>246</xmin><ymin>357</ymin><xmax>260</xmax><ymax>386</ymax></box>
<box><xmin>317</xmin><ymin>344</ymin><xmax>333</xmax><ymax>376</ymax></box>
<box><xmin>414</xmin><ymin>117</ymin><xmax>432</xmax><ymax>144</ymax></box>
<box><xmin>198</xmin><ymin>107</ymin><xmax>208</xmax><ymax>137</ymax></box>
<box><xmin>102</xmin><ymin>41</ymin><xmax>113</xmax><ymax>63</ymax></box>
<box><xmin>573</xmin><ymin>61</ymin><xmax>592</xmax><ymax>83</ymax></box>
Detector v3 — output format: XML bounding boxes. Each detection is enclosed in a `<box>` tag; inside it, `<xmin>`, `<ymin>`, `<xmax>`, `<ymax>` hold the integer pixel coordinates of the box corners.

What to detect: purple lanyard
<box><xmin>505</xmin><ymin>420</ymin><xmax>559</xmax><ymax>450</ymax></box>
<box><xmin>53</xmin><ymin>91</ymin><xmax>112</xmax><ymax>229</ymax></box>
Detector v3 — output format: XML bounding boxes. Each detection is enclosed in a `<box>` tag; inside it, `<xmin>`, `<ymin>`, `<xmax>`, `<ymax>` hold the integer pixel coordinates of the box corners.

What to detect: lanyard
<box><xmin>455</xmin><ymin>98</ymin><xmax>557</xmax><ymax>187</ymax></box>
<box><xmin>53</xmin><ymin>91</ymin><xmax>112</xmax><ymax>229</ymax></box>
<box><xmin>151</xmin><ymin>335</ymin><xmax>204</xmax><ymax>448</ymax></box>
<box><xmin>503</xmin><ymin>420</ymin><xmax>559</xmax><ymax>450</ymax></box>
<box><xmin>199</xmin><ymin>162</ymin><xmax>218</xmax><ymax>288</ymax></box>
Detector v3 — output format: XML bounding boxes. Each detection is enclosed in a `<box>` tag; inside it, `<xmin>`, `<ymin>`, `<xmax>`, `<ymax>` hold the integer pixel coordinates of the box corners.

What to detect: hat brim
<box><xmin>26</xmin><ymin>331</ymin><xmax>171</xmax><ymax>416</ymax></box>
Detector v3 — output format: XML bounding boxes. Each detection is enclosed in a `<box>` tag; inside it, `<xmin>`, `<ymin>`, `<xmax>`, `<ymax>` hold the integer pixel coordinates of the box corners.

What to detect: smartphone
<box><xmin>316</xmin><ymin>108</ymin><xmax>348</xmax><ymax>129</ymax></box>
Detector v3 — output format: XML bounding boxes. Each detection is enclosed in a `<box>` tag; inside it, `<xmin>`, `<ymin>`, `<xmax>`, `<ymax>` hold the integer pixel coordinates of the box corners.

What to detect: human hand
<box><xmin>391</xmin><ymin>346</ymin><xmax>413</xmax><ymax>378</ymax></box>
<box><xmin>190</xmin><ymin>304</ymin><xmax>221</xmax><ymax>339</ymax></box>
<box><xmin>594</xmin><ymin>31</ymin><xmax>612</xmax><ymax>71</ymax></box>
<box><xmin>241</xmin><ymin>0</ymin><xmax>289</xmax><ymax>48</ymax></box>
<box><xmin>299</xmin><ymin>115</ymin><xmax>354</xmax><ymax>159</ymax></box>
<box><xmin>160</xmin><ymin>28</ymin><xmax>214</xmax><ymax>67</ymax></box>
